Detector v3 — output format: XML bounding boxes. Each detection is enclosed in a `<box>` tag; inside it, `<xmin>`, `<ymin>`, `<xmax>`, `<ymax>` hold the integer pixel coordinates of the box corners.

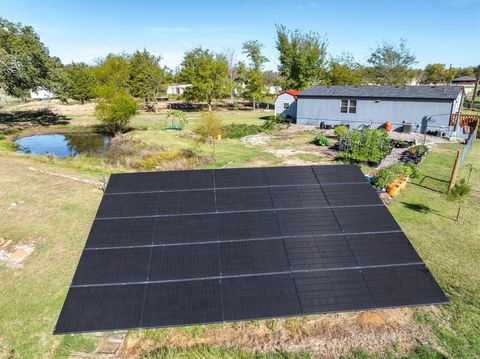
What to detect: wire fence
<box><xmin>459</xmin><ymin>125</ymin><xmax>478</xmax><ymax>173</ymax></box>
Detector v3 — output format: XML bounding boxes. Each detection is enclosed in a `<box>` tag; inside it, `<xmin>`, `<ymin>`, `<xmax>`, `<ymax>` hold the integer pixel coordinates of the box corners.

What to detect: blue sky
<box><xmin>1</xmin><ymin>0</ymin><xmax>479</xmax><ymax>70</ymax></box>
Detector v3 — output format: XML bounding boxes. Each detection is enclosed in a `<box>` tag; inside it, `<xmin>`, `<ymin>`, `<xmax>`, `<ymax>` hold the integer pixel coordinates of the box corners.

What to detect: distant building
<box><xmin>451</xmin><ymin>76</ymin><xmax>477</xmax><ymax>96</ymax></box>
<box><xmin>267</xmin><ymin>85</ymin><xmax>282</xmax><ymax>95</ymax></box>
<box><xmin>293</xmin><ymin>85</ymin><xmax>467</xmax><ymax>138</ymax></box>
<box><xmin>274</xmin><ymin>90</ymin><xmax>300</xmax><ymax>120</ymax></box>
<box><xmin>30</xmin><ymin>87</ymin><xmax>54</xmax><ymax>100</ymax></box>
<box><xmin>167</xmin><ymin>84</ymin><xmax>193</xmax><ymax>95</ymax></box>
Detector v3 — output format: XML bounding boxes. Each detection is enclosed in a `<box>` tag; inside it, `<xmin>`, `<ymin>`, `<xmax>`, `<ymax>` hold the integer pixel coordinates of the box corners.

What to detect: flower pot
<box><xmin>387</xmin><ymin>184</ymin><xmax>401</xmax><ymax>197</ymax></box>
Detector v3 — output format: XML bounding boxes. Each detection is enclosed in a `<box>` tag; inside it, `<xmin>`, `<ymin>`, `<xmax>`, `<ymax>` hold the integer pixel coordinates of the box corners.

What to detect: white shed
<box><xmin>167</xmin><ymin>84</ymin><xmax>193</xmax><ymax>95</ymax></box>
<box><xmin>274</xmin><ymin>90</ymin><xmax>299</xmax><ymax>120</ymax></box>
<box><xmin>30</xmin><ymin>87</ymin><xmax>55</xmax><ymax>100</ymax></box>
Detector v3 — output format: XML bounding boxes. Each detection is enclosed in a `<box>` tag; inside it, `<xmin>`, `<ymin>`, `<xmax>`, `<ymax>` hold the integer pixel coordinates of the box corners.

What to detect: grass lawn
<box><xmin>389</xmin><ymin>142</ymin><xmax>480</xmax><ymax>358</ymax></box>
<box><xmin>0</xmin><ymin>107</ymin><xmax>479</xmax><ymax>358</ymax></box>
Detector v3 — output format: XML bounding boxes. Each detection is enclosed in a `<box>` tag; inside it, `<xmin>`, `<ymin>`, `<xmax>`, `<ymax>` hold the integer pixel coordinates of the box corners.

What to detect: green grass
<box><xmin>389</xmin><ymin>142</ymin><xmax>480</xmax><ymax>358</ymax></box>
<box><xmin>52</xmin><ymin>334</ymin><xmax>98</xmax><ymax>359</ymax></box>
<box><xmin>141</xmin><ymin>345</ymin><xmax>311</xmax><ymax>359</ymax></box>
<box><xmin>292</xmin><ymin>153</ymin><xmax>324</xmax><ymax>163</ymax></box>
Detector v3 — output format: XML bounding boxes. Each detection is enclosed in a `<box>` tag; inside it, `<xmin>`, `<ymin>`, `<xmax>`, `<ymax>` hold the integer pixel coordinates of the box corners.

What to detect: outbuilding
<box><xmin>451</xmin><ymin>76</ymin><xmax>477</xmax><ymax>96</ymax></box>
<box><xmin>274</xmin><ymin>90</ymin><xmax>300</xmax><ymax>120</ymax></box>
<box><xmin>296</xmin><ymin>85</ymin><xmax>466</xmax><ymax>137</ymax></box>
<box><xmin>167</xmin><ymin>84</ymin><xmax>193</xmax><ymax>96</ymax></box>
<box><xmin>30</xmin><ymin>87</ymin><xmax>54</xmax><ymax>100</ymax></box>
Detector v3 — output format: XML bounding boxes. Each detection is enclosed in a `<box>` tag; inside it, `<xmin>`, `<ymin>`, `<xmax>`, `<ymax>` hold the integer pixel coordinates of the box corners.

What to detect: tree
<box><xmin>447</xmin><ymin>178</ymin><xmax>471</xmax><ymax>222</ymax></box>
<box><xmin>128</xmin><ymin>49</ymin><xmax>166</xmax><ymax>103</ymax></box>
<box><xmin>0</xmin><ymin>17</ymin><xmax>54</xmax><ymax>98</ymax></box>
<box><xmin>367</xmin><ymin>39</ymin><xmax>416</xmax><ymax>85</ymax></box>
<box><xmin>95</xmin><ymin>92</ymin><xmax>138</xmax><ymax>134</ymax></box>
<box><xmin>275</xmin><ymin>24</ymin><xmax>328</xmax><ymax>89</ymax></box>
<box><xmin>93</xmin><ymin>54</ymin><xmax>131</xmax><ymax>99</ymax></box>
<box><xmin>422</xmin><ymin>63</ymin><xmax>447</xmax><ymax>84</ymax></box>
<box><xmin>223</xmin><ymin>48</ymin><xmax>237</xmax><ymax>104</ymax></box>
<box><xmin>242</xmin><ymin>40</ymin><xmax>269</xmax><ymax>110</ymax></box>
<box><xmin>326</xmin><ymin>53</ymin><xmax>363</xmax><ymax>85</ymax></box>
<box><xmin>65</xmin><ymin>63</ymin><xmax>96</xmax><ymax>104</ymax></box>
<box><xmin>177</xmin><ymin>48</ymin><xmax>229</xmax><ymax>111</ymax></box>
<box><xmin>193</xmin><ymin>111</ymin><xmax>223</xmax><ymax>158</ymax></box>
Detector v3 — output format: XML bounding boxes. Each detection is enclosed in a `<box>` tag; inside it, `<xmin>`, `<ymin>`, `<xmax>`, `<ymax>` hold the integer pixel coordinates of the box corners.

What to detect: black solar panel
<box><xmin>72</xmin><ymin>248</ymin><xmax>151</xmax><ymax>285</ymax></box>
<box><xmin>220</xmin><ymin>239</ymin><xmax>290</xmax><ymax>275</ymax></box>
<box><xmin>55</xmin><ymin>165</ymin><xmax>448</xmax><ymax>334</ymax></box>
<box><xmin>222</xmin><ymin>274</ymin><xmax>301</xmax><ymax>321</ymax></box>
<box><xmin>149</xmin><ymin>244</ymin><xmax>220</xmax><ymax>281</ymax></box>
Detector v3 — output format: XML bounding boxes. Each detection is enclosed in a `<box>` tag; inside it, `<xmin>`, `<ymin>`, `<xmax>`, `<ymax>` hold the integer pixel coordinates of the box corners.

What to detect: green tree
<box><xmin>242</xmin><ymin>40</ymin><xmax>269</xmax><ymax>110</ymax></box>
<box><xmin>194</xmin><ymin>111</ymin><xmax>223</xmax><ymax>158</ymax></box>
<box><xmin>423</xmin><ymin>63</ymin><xmax>447</xmax><ymax>84</ymax></box>
<box><xmin>326</xmin><ymin>53</ymin><xmax>363</xmax><ymax>85</ymax></box>
<box><xmin>93</xmin><ymin>54</ymin><xmax>131</xmax><ymax>99</ymax></box>
<box><xmin>95</xmin><ymin>92</ymin><xmax>138</xmax><ymax>134</ymax></box>
<box><xmin>0</xmin><ymin>17</ymin><xmax>54</xmax><ymax>98</ymax></box>
<box><xmin>64</xmin><ymin>63</ymin><xmax>96</xmax><ymax>104</ymax></box>
<box><xmin>447</xmin><ymin>178</ymin><xmax>471</xmax><ymax>222</ymax></box>
<box><xmin>275</xmin><ymin>24</ymin><xmax>328</xmax><ymax>89</ymax></box>
<box><xmin>128</xmin><ymin>49</ymin><xmax>166</xmax><ymax>103</ymax></box>
<box><xmin>367</xmin><ymin>39</ymin><xmax>416</xmax><ymax>85</ymax></box>
<box><xmin>177</xmin><ymin>48</ymin><xmax>229</xmax><ymax>111</ymax></box>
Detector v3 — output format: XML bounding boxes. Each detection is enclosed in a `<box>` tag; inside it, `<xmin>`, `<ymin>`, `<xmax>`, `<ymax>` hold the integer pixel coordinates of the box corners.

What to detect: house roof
<box><xmin>298</xmin><ymin>85</ymin><xmax>463</xmax><ymax>100</ymax></box>
<box><xmin>276</xmin><ymin>90</ymin><xmax>301</xmax><ymax>100</ymax></box>
<box><xmin>451</xmin><ymin>76</ymin><xmax>476</xmax><ymax>82</ymax></box>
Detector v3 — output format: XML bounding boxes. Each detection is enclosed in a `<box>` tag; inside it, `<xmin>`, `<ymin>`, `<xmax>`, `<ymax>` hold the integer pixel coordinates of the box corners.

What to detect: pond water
<box><xmin>15</xmin><ymin>133</ymin><xmax>112</xmax><ymax>158</ymax></box>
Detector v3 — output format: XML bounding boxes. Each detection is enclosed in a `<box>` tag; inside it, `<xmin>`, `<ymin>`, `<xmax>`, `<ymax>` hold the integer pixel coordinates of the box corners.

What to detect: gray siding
<box><xmin>297</xmin><ymin>97</ymin><xmax>455</xmax><ymax>134</ymax></box>
<box><xmin>275</xmin><ymin>94</ymin><xmax>297</xmax><ymax>119</ymax></box>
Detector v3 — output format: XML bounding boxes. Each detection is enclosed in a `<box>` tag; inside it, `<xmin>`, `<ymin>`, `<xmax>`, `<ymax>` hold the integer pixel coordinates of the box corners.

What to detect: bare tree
<box><xmin>223</xmin><ymin>48</ymin><xmax>236</xmax><ymax>104</ymax></box>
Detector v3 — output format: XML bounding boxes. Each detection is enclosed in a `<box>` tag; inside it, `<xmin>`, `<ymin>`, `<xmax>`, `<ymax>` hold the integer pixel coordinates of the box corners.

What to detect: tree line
<box><xmin>1</xmin><ymin>16</ymin><xmax>477</xmax><ymax>110</ymax></box>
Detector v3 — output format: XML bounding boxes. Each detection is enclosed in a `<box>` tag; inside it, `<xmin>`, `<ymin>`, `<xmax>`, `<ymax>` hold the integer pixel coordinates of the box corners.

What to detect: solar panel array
<box><xmin>55</xmin><ymin>165</ymin><xmax>448</xmax><ymax>334</ymax></box>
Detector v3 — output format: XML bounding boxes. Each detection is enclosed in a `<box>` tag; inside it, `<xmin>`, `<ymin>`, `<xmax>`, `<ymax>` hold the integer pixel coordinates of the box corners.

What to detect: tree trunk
<box><xmin>252</xmin><ymin>100</ymin><xmax>255</xmax><ymax>111</ymax></box>
<box><xmin>80</xmin><ymin>98</ymin><xmax>84</xmax><ymax>105</ymax></box>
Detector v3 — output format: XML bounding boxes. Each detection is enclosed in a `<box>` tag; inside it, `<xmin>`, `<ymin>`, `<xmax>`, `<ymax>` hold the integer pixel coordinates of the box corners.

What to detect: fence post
<box><xmin>448</xmin><ymin>150</ymin><xmax>461</xmax><ymax>193</ymax></box>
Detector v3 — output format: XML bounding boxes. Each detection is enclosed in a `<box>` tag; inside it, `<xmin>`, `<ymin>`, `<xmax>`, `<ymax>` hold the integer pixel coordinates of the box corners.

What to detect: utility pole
<box><xmin>470</xmin><ymin>65</ymin><xmax>480</xmax><ymax>110</ymax></box>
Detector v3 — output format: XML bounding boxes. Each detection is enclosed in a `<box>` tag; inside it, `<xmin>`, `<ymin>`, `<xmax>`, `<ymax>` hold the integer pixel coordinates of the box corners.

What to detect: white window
<box><xmin>283</xmin><ymin>102</ymin><xmax>290</xmax><ymax>109</ymax></box>
<box><xmin>340</xmin><ymin>99</ymin><xmax>357</xmax><ymax>113</ymax></box>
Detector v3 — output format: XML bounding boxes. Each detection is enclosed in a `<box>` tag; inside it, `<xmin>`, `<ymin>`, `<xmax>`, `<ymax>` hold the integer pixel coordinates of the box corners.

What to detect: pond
<box><xmin>15</xmin><ymin>133</ymin><xmax>112</xmax><ymax>158</ymax></box>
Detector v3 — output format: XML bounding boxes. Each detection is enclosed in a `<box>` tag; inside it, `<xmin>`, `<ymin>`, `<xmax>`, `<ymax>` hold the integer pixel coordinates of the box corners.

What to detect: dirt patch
<box><xmin>0</xmin><ymin>237</ymin><xmax>41</xmax><ymax>268</ymax></box>
<box><xmin>242</xmin><ymin>133</ymin><xmax>272</xmax><ymax>146</ymax></box>
<box><xmin>121</xmin><ymin>308</ymin><xmax>442</xmax><ymax>358</ymax></box>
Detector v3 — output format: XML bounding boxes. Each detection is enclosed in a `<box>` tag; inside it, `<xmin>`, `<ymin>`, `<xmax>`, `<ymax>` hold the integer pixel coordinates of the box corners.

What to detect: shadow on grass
<box><xmin>401</xmin><ymin>201</ymin><xmax>453</xmax><ymax>221</ymax></box>
<box><xmin>0</xmin><ymin>110</ymin><xmax>70</xmax><ymax>126</ymax></box>
<box><xmin>412</xmin><ymin>174</ymin><xmax>449</xmax><ymax>194</ymax></box>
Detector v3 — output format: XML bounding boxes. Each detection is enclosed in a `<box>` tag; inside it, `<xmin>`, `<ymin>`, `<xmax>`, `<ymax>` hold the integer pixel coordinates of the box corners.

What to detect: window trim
<box><xmin>340</xmin><ymin>99</ymin><xmax>357</xmax><ymax>114</ymax></box>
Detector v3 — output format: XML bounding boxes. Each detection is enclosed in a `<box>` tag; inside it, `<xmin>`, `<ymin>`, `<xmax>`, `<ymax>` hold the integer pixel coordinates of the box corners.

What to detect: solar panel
<box><xmin>55</xmin><ymin>165</ymin><xmax>448</xmax><ymax>334</ymax></box>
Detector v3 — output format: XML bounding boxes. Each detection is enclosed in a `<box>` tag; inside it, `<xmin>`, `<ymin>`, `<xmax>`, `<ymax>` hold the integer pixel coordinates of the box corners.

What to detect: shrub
<box><xmin>95</xmin><ymin>93</ymin><xmax>138</xmax><ymax>134</ymax></box>
<box><xmin>337</xmin><ymin>128</ymin><xmax>391</xmax><ymax>164</ymax></box>
<box><xmin>334</xmin><ymin>125</ymin><xmax>349</xmax><ymax>139</ymax></box>
<box><xmin>222</xmin><ymin>123</ymin><xmax>261</xmax><ymax>138</ymax></box>
<box><xmin>261</xmin><ymin>114</ymin><xmax>290</xmax><ymax>132</ymax></box>
<box><xmin>194</xmin><ymin>112</ymin><xmax>223</xmax><ymax>142</ymax></box>
<box><xmin>408</xmin><ymin>144</ymin><xmax>428</xmax><ymax>156</ymax></box>
<box><xmin>311</xmin><ymin>134</ymin><xmax>330</xmax><ymax>146</ymax></box>
<box><xmin>372</xmin><ymin>163</ymin><xmax>416</xmax><ymax>189</ymax></box>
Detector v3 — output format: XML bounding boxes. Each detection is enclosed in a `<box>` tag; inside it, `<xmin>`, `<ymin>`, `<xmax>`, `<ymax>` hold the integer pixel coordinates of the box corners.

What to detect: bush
<box><xmin>337</xmin><ymin>128</ymin><xmax>391</xmax><ymax>164</ymax></box>
<box><xmin>311</xmin><ymin>134</ymin><xmax>330</xmax><ymax>146</ymax></box>
<box><xmin>222</xmin><ymin>123</ymin><xmax>261</xmax><ymax>138</ymax></box>
<box><xmin>408</xmin><ymin>144</ymin><xmax>429</xmax><ymax>156</ymax></box>
<box><xmin>372</xmin><ymin>163</ymin><xmax>416</xmax><ymax>189</ymax></box>
<box><xmin>334</xmin><ymin>125</ymin><xmax>349</xmax><ymax>139</ymax></box>
<box><xmin>95</xmin><ymin>93</ymin><xmax>138</xmax><ymax>134</ymax></box>
<box><xmin>194</xmin><ymin>112</ymin><xmax>223</xmax><ymax>142</ymax></box>
<box><xmin>261</xmin><ymin>114</ymin><xmax>290</xmax><ymax>132</ymax></box>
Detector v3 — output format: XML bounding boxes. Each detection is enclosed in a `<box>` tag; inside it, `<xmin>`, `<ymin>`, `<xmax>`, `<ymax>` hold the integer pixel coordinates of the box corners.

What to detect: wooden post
<box><xmin>448</xmin><ymin>150</ymin><xmax>461</xmax><ymax>193</ymax></box>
